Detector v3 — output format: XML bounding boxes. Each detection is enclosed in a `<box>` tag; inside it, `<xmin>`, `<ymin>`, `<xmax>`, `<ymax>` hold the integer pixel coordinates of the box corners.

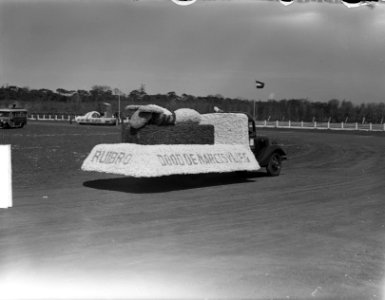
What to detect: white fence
<box><xmin>29</xmin><ymin>114</ymin><xmax>77</xmax><ymax>121</ymax></box>
<box><xmin>255</xmin><ymin>120</ymin><xmax>385</xmax><ymax>132</ymax></box>
<box><xmin>28</xmin><ymin>114</ymin><xmax>385</xmax><ymax>132</ymax></box>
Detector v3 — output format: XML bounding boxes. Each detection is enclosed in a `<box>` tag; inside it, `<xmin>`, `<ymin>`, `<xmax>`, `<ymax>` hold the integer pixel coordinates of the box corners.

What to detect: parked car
<box><xmin>74</xmin><ymin>111</ymin><xmax>117</xmax><ymax>126</ymax></box>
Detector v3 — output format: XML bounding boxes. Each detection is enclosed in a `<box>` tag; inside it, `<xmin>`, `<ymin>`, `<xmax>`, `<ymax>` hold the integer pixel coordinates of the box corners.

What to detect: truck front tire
<box><xmin>266</xmin><ymin>153</ymin><xmax>282</xmax><ymax>176</ymax></box>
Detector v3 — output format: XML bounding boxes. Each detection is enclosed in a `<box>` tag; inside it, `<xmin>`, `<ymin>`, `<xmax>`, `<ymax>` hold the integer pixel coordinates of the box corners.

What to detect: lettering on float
<box><xmin>157</xmin><ymin>152</ymin><xmax>251</xmax><ymax>167</ymax></box>
<box><xmin>91</xmin><ymin>150</ymin><xmax>132</xmax><ymax>165</ymax></box>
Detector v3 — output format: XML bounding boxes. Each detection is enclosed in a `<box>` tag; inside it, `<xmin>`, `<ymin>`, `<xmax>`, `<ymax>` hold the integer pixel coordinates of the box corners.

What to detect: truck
<box><xmin>0</xmin><ymin>107</ymin><xmax>28</xmax><ymax>129</ymax></box>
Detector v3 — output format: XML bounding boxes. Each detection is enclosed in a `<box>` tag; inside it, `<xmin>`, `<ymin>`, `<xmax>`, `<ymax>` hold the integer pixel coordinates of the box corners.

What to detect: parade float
<box><xmin>81</xmin><ymin>105</ymin><xmax>286</xmax><ymax>177</ymax></box>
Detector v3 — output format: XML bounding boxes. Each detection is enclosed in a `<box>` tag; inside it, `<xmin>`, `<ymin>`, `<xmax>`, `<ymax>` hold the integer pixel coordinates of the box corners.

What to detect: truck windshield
<box><xmin>0</xmin><ymin>111</ymin><xmax>10</xmax><ymax>117</ymax></box>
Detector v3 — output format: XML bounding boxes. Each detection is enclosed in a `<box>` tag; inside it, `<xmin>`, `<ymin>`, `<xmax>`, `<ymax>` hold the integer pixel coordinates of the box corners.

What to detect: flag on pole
<box><xmin>256</xmin><ymin>80</ymin><xmax>265</xmax><ymax>89</ymax></box>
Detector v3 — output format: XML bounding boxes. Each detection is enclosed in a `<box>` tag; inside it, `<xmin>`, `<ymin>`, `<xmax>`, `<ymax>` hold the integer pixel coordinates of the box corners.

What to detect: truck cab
<box><xmin>247</xmin><ymin>114</ymin><xmax>287</xmax><ymax>176</ymax></box>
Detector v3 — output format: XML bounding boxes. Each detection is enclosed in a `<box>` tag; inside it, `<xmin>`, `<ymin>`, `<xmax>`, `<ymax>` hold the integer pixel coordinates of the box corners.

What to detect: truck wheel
<box><xmin>266</xmin><ymin>153</ymin><xmax>282</xmax><ymax>176</ymax></box>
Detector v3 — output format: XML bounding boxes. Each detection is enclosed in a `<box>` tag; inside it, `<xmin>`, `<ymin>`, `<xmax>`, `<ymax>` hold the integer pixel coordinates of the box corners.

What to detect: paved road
<box><xmin>1</xmin><ymin>123</ymin><xmax>384</xmax><ymax>299</ymax></box>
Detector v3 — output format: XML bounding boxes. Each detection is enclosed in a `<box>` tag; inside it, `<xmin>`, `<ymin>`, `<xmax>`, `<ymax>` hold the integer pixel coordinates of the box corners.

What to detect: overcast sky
<box><xmin>1</xmin><ymin>0</ymin><xmax>384</xmax><ymax>103</ymax></box>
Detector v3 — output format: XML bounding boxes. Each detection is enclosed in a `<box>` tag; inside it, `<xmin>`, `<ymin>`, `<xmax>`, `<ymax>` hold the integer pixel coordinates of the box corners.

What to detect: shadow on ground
<box><xmin>83</xmin><ymin>171</ymin><xmax>268</xmax><ymax>193</ymax></box>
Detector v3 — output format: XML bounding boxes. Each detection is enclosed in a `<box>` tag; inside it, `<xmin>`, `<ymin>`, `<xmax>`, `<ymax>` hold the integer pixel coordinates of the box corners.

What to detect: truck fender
<box><xmin>257</xmin><ymin>145</ymin><xmax>286</xmax><ymax>167</ymax></box>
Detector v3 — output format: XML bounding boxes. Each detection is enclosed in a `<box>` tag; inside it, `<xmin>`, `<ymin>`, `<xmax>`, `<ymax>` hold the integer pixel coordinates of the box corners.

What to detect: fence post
<box><xmin>288</xmin><ymin>120</ymin><xmax>291</xmax><ymax>128</ymax></box>
<box><xmin>355</xmin><ymin>122</ymin><xmax>358</xmax><ymax>130</ymax></box>
<box><xmin>264</xmin><ymin>120</ymin><xmax>267</xmax><ymax>127</ymax></box>
<box><xmin>341</xmin><ymin>122</ymin><xmax>344</xmax><ymax>129</ymax></box>
<box><xmin>276</xmin><ymin>120</ymin><xmax>279</xmax><ymax>128</ymax></box>
<box><xmin>327</xmin><ymin>121</ymin><xmax>330</xmax><ymax>129</ymax></box>
<box><xmin>55</xmin><ymin>115</ymin><xmax>57</xmax><ymax>120</ymax></box>
<box><xmin>370</xmin><ymin>123</ymin><xmax>372</xmax><ymax>131</ymax></box>
<box><xmin>314</xmin><ymin>121</ymin><xmax>317</xmax><ymax>128</ymax></box>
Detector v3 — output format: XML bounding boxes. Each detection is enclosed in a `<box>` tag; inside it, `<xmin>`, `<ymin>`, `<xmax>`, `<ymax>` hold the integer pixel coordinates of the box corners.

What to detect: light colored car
<box><xmin>75</xmin><ymin>111</ymin><xmax>117</xmax><ymax>126</ymax></box>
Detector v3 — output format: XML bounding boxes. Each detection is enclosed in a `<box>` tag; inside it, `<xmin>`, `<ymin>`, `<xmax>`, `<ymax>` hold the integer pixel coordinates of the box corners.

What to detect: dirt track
<box><xmin>0</xmin><ymin>122</ymin><xmax>384</xmax><ymax>299</ymax></box>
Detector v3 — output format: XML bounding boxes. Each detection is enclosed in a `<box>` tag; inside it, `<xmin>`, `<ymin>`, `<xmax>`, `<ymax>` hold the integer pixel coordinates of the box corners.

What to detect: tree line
<box><xmin>1</xmin><ymin>84</ymin><xmax>384</xmax><ymax>123</ymax></box>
